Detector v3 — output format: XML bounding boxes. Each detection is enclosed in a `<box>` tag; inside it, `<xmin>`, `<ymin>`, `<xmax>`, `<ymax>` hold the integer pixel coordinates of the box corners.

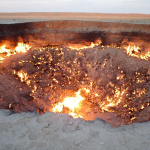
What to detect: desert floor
<box><xmin>0</xmin><ymin>109</ymin><xmax>150</xmax><ymax>150</ymax></box>
<box><xmin>0</xmin><ymin>13</ymin><xmax>150</xmax><ymax>150</ymax></box>
<box><xmin>0</xmin><ymin>12</ymin><xmax>150</xmax><ymax>24</ymax></box>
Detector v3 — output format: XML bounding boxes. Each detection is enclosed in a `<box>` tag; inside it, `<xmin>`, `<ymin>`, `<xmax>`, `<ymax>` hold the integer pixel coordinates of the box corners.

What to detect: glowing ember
<box><xmin>0</xmin><ymin>43</ymin><xmax>31</xmax><ymax>62</ymax></box>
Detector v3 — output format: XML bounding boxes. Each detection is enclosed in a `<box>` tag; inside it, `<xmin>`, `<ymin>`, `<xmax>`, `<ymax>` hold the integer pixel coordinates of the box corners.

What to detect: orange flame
<box><xmin>0</xmin><ymin>43</ymin><xmax>31</xmax><ymax>62</ymax></box>
<box><xmin>17</xmin><ymin>70</ymin><xmax>28</xmax><ymax>82</ymax></box>
<box><xmin>100</xmin><ymin>87</ymin><xmax>128</xmax><ymax>112</ymax></box>
<box><xmin>52</xmin><ymin>85</ymin><xmax>128</xmax><ymax>117</ymax></box>
<box><xmin>125</xmin><ymin>45</ymin><xmax>150</xmax><ymax>60</ymax></box>
<box><xmin>52</xmin><ymin>89</ymin><xmax>84</xmax><ymax>118</ymax></box>
<box><xmin>68</xmin><ymin>42</ymin><xmax>101</xmax><ymax>50</ymax></box>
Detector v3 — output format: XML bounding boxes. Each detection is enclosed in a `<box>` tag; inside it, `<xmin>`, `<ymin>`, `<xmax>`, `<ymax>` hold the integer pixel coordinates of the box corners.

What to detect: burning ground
<box><xmin>0</xmin><ymin>43</ymin><xmax>150</xmax><ymax>127</ymax></box>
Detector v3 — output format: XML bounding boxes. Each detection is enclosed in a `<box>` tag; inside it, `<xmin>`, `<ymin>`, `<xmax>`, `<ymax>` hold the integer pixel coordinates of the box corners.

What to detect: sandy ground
<box><xmin>0</xmin><ymin>109</ymin><xmax>150</xmax><ymax>150</ymax></box>
<box><xmin>0</xmin><ymin>13</ymin><xmax>150</xmax><ymax>150</ymax></box>
<box><xmin>0</xmin><ymin>13</ymin><xmax>150</xmax><ymax>24</ymax></box>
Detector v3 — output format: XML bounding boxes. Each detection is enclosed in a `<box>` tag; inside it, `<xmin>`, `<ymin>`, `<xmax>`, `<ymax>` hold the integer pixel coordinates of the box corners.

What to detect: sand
<box><xmin>0</xmin><ymin>12</ymin><xmax>150</xmax><ymax>24</ymax></box>
<box><xmin>0</xmin><ymin>13</ymin><xmax>150</xmax><ymax>150</ymax></box>
<box><xmin>0</xmin><ymin>109</ymin><xmax>150</xmax><ymax>150</ymax></box>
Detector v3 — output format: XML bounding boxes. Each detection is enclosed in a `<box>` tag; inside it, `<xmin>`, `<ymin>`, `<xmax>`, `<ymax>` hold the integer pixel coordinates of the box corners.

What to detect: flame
<box><xmin>52</xmin><ymin>85</ymin><xmax>128</xmax><ymax>117</ymax></box>
<box><xmin>17</xmin><ymin>70</ymin><xmax>28</xmax><ymax>82</ymax></box>
<box><xmin>15</xmin><ymin>43</ymin><xmax>31</xmax><ymax>53</ymax></box>
<box><xmin>16</xmin><ymin>70</ymin><xmax>36</xmax><ymax>93</ymax></box>
<box><xmin>0</xmin><ymin>43</ymin><xmax>31</xmax><ymax>62</ymax></box>
<box><xmin>1</xmin><ymin>42</ymin><xmax>150</xmax><ymax>125</ymax></box>
<box><xmin>100</xmin><ymin>87</ymin><xmax>128</xmax><ymax>112</ymax></box>
<box><xmin>52</xmin><ymin>89</ymin><xmax>84</xmax><ymax>118</ymax></box>
<box><xmin>68</xmin><ymin>42</ymin><xmax>101</xmax><ymax>50</ymax></box>
<box><xmin>125</xmin><ymin>45</ymin><xmax>150</xmax><ymax>60</ymax></box>
<box><xmin>17</xmin><ymin>70</ymin><xmax>31</xmax><ymax>86</ymax></box>
<box><xmin>116</xmin><ymin>74</ymin><xmax>124</xmax><ymax>80</ymax></box>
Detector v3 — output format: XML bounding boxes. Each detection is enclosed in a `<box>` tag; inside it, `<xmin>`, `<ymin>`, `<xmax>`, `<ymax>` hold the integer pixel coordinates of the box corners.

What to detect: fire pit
<box><xmin>0</xmin><ymin>20</ymin><xmax>150</xmax><ymax>127</ymax></box>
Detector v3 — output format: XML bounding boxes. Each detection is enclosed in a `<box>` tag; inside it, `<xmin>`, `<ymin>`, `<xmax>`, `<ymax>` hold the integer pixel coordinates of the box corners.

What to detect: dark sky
<box><xmin>0</xmin><ymin>0</ymin><xmax>150</xmax><ymax>14</ymax></box>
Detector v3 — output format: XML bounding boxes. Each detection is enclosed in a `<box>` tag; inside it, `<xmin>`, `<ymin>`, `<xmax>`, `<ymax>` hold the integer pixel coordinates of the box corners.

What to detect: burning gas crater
<box><xmin>0</xmin><ymin>42</ymin><xmax>150</xmax><ymax>127</ymax></box>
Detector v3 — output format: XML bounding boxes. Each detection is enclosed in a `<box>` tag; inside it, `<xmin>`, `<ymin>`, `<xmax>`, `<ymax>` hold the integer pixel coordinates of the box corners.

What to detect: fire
<box><xmin>15</xmin><ymin>43</ymin><xmax>31</xmax><ymax>53</ymax></box>
<box><xmin>1</xmin><ymin>41</ymin><xmax>150</xmax><ymax>126</ymax></box>
<box><xmin>68</xmin><ymin>42</ymin><xmax>101</xmax><ymax>50</ymax></box>
<box><xmin>17</xmin><ymin>70</ymin><xmax>28</xmax><ymax>82</ymax></box>
<box><xmin>125</xmin><ymin>45</ymin><xmax>150</xmax><ymax>60</ymax></box>
<box><xmin>52</xmin><ymin>85</ymin><xmax>128</xmax><ymax>118</ymax></box>
<box><xmin>16</xmin><ymin>70</ymin><xmax>36</xmax><ymax>92</ymax></box>
<box><xmin>100</xmin><ymin>87</ymin><xmax>128</xmax><ymax>112</ymax></box>
<box><xmin>52</xmin><ymin>89</ymin><xmax>84</xmax><ymax>118</ymax></box>
<box><xmin>0</xmin><ymin>43</ymin><xmax>31</xmax><ymax>62</ymax></box>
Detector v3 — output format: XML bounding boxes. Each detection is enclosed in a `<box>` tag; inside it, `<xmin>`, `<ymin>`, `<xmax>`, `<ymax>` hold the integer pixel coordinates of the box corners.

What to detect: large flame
<box><xmin>0</xmin><ymin>43</ymin><xmax>31</xmax><ymax>62</ymax></box>
<box><xmin>52</xmin><ymin>89</ymin><xmax>84</xmax><ymax>118</ymax></box>
<box><xmin>51</xmin><ymin>85</ymin><xmax>128</xmax><ymax>118</ymax></box>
